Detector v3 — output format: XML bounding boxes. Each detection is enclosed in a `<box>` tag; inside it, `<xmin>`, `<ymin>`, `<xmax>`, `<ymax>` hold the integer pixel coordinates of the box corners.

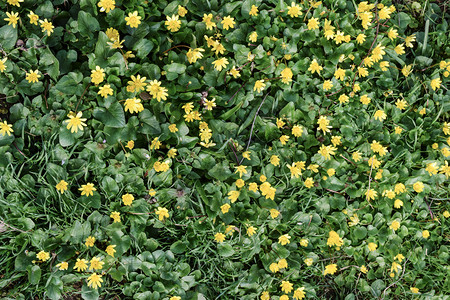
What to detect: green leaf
<box><xmin>78</xmin><ymin>11</ymin><xmax>100</xmax><ymax>39</ymax></box>
<box><xmin>93</xmin><ymin>101</ymin><xmax>126</xmax><ymax>128</ymax></box>
<box><xmin>28</xmin><ymin>265</ymin><xmax>41</xmax><ymax>285</ymax></box>
<box><xmin>217</xmin><ymin>243</ymin><xmax>235</xmax><ymax>257</ymax></box>
<box><xmin>39</xmin><ymin>48</ymin><xmax>60</xmax><ymax>80</ymax></box>
<box><xmin>170</xmin><ymin>241</ymin><xmax>187</xmax><ymax>254</ymax></box>
<box><xmin>101</xmin><ymin>176</ymin><xmax>119</xmax><ymax>195</ymax></box>
<box><xmin>81</xmin><ymin>283</ymin><xmax>99</xmax><ymax>300</ymax></box>
<box><xmin>133</xmin><ymin>39</ymin><xmax>154</xmax><ymax>59</ymax></box>
<box><xmin>398</xmin><ymin>12</ymin><xmax>411</xmax><ymax>29</ymax></box>
<box><xmin>0</xmin><ymin>25</ymin><xmax>18</xmax><ymax>51</ymax></box>
<box><xmin>138</xmin><ymin>109</ymin><xmax>161</xmax><ymax>135</ymax></box>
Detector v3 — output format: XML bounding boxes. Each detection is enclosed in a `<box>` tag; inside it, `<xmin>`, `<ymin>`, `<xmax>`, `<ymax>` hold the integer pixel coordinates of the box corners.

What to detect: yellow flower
<box><xmin>430</xmin><ymin>77</ymin><xmax>441</xmax><ymax>91</ymax></box>
<box><xmin>124</xmin><ymin>98</ymin><xmax>144</xmax><ymax>114</ymax></box>
<box><xmin>155</xmin><ymin>207</ymin><xmax>169</xmax><ymax>221</ymax></box>
<box><xmin>327</xmin><ymin>231</ymin><xmax>344</xmax><ymax>247</ymax></box>
<box><xmin>122</xmin><ymin>193</ymin><xmax>134</xmax><ymax>206</ymax></box>
<box><xmin>394</xmin><ymin>43</ymin><xmax>405</xmax><ymax>55</ymax></box>
<box><xmin>405</xmin><ymin>34</ymin><xmax>416</xmax><ymax>48</ymax></box>
<box><xmin>394</xmin><ymin>199</ymin><xmax>403</xmax><ymax>208</ymax></box>
<box><xmin>269</xmin><ymin>262</ymin><xmax>279</xmax><ymax>273</ymax></box>
<box><xmin>56</xmin><ymin>261</ymin><xmax>68</xmax><ymax>270</ymax></box>
<box><xmin>358</xmin><ymin>66</ymin><xmax>368</xmax><ymax>77</ymax></box>
<box><xmin>280</xmin><ymin>135</ymin><xmax>289</xmax><ymax>145</ymax></box>
<box><xmin>331</xmin><ymin>136</ymin><xmax>341</xmax><ymax>147</ymax></box>
<box><xmin>422</xmin><ymin>230</ymin><xmax>430</xmax><ymax>239</ymax></box>
<box><xmin>87</xmin><ymin>273</ymin><xmax>103</xmax><ymax>289</ymax></box>
<box><xmin>304</xmin><ymin>177</ymin><xmax>314</xmax><ymax>188</ymax></box>
<box><xmin>26</xmin><ymin>70</ymin><xmax>41</xmax><ymax>83</ymax></box>
<box><xmin>186</xmin><ymin>48</ymin><xmax>204</xmax><ymax>64</ymax></box>
<box><xmin>318</xmin><ymin>144</ymin><xmax>336</xmax><ymax>160</ymax></box>
<box><xmin>56</xmin><ymin>180</ymin><xmax>68</xmax><ymax>194</ymax></box>
<box><xmin>165</xmin><ymin>15</ymin><xmax>181</xmax><ymax>32</ymax></box>
<box><xmin>221</xmin><ymin>16</ymin><xmax>235</xmax><ymax>30</ymax></box>
<box><xmin>387</xmin><ymin>28</ymin><xmax>398</xmax><ymax>40</ymax></box>
<box><xmin>247</xmin><ymin>226</ymin><xmax>256</xmax><ymax>236</ymax></box>
<box><xmin>367</xmin><ymin>242</ymin><xmax>377</xmax><ymax>251</ymax></box>
<box><xmin>270</xmin><ymin>208</ymin><xmax>280</xmax><ymax>219</ymax></box>
<box><xmin>39</xmin><ymin>18</ymin><xmax>54</xmax><ymax>36</ymax></box>
<box><xmin>212</xmin><ymin>57</ymin><xmax>229</xmax><ymax>71</ymax></box>
<box><xmin>360</xmin><ymin>265</ymin><xmax>368</xmax><ymax>274</ymax></box>
<box><xmin>202</xmin><ymin>13</ymin><xmax>216</xmax><ymax>30</ymax></box>
<box><xmin>287</xmin><ymin>2</ymin><xmax>302</xmax><ymax>18</ymax></box>
<box><xmin>323</xmin><ymin>80</ymin><xmax>333</xmax><ymax>91</ymax></box>
<box><xmin>254</xmin><ymin>80</ymin><xmax>266</xmax><ymax>93</ymax></box>
<box><xmin>270</xmin><ymin>155</ymin><xmax>280</xmax><ymax>166</ymax></box>
<box><xmin>307</xmin><ymin>17</ymin><xmax>319</xmax><ymax>30</ymax></box>
<box><xmin>221</xmin><ymin>203</ymin><xmax>231</xmax><ymax>214</ymax></box>
<box><xmin>170</xmin><ymin>297</ymin><xmax>181</xmax><ymax>300</ymax></box>
<box><xmin>308</xmin><ymin>59</ymin><xmax>323</xmax><ymax>74</ymax></box>
<box><xmin>98</xmin><ymin>0</ymin><xmax>115</xmax><ymax>13</ymax></box>
<box><xmin>425</xmin><ymin>162</ymin><xmax>439</xmax><ymax>176</ymax></box>
<box><xmin>126</xmin><ymin>140</ymin><xmax>134</xmax><ymax>150</ymax></box>
<box><xmin>169</xmin><ymin>124</ymin><xmax>178</xmax><ymax>133</ymax></box>
<box><xmin>89</xmin><ymin>257</ymin><xmax>104</xmax><ymax>270</ymax></box>
<box><xmin>292</xmin><ymin>125</ymin><xmax>303</xmax><ymax>137</ymax></box>
<box><xmin>7</xmin><ymin>0</ymin><xmax>24</xmax><ymax>7</ymax></box>
<box><xmin>443</xmin><ymin>211</ymin><xmax>450</xmax><ymax>218</ymax></box>
<box><xmin>178</xmin><ymin>5</ymin><xmax>188</xmax><ymax>17</ymax></box>
<box><xmin>249</xmin><ymin>5</ymin><xmax>259</xmax><ymax>16</ymax></box>
<box><xmin>98</xmin><ymin>84</ymin><xmax>114</xmax><ymax>98</ymax></box>
<box><xmin>74</xmin><ymin>258</ymin><xmax>88</xmax><ymax>272</ymax></box>
<box><xmin>105</xmin><ymin>245</ymin><xmax>116</xmax><ymax>257</ymax></box>
<box><xmin>352</xmin><ymin>151</ymin><xmax>362</xmax><ymax>162</ymax></box>
<box><xmin>91</xmin><ymin>66</ymin><xmax>105</xmax><ymax>85</ymax></box>
<box><xmin>277</xmin><ymin>258</ymin><xmax>288</xmax><ymax>269</ymax></box>
<box><xmin>413</xmin><ymin>181</ymin><xmax>424</xmax><ymax>193</ymax></box>
<box><xmin>147</xmin><ymin>80</ymin><xmax>168</xmax><ymax>102</ymax></box>
<box><xmin>280</xmin><ymin>280</ymin><xmax>293</xmax><ymax>293</ymax></box>
<box><xmin>390</xmin><ymin>220</ymin><xmax>400</xmax><ymax>231</ymax></box>
<box><xmin>28</xmin><ymin>11</ymin><xmax>39</xmax><ymax>25</ymax></box>
<box><xmin>79</xmin><ymin>183</ymin><xmax>96</xmax><ymax>197</ymax></box>
<box><xmin>248</xmin><ymin>182</ymin><xmax>258</xmax><ymax>192</ymax></box>
<box><xmin>110</xmin><ymin>211</ymin><xmax>121</xmax><ymax>223</ymax></box>
<box><xmin>167</xmin><ymin>148</ymin><xmax>177</xmax><ymax>158</ymax></box>
<box><xmin>214</xmin><ymin>232</ymin><xmax>225</xmax><ymax>243</ymax></box>
<box><xmin>365</xmin><ymin>189</ymin><xmax>377</xmax><ymax>201</ymax></box>
<box><xmin>334</xmin><ymin>68</ymin><xmax>346</xmax><ymax>81</ymax></box>
<box><xmin>317</xmin><ymin>115</ymin><xmax>331</xmax><ymax>133</ymax></box>
<box><xmin>36</xmin><ymin>251</ymin><xmax>50</xmax><ymax>261</ymax></box>
<box><xmin>356</xmin><ymin>33</ymin><xmax>366</xmax><ymax>44</ymax></box>
<box><xmin>394</xmin><ymin>253</ymin><xmax>405</xmax><ymax>262</ymax></box>
<box><xmin>85</xmin><ymin>236</ymin><xmax>96</xmax><ymax>247</ymax></box>
<box><xmin>304</xmin><ymin>257</ymin><xmax>313</xmax><ymax>266</ymax></box>
<box><xmin>105</xmin><ymin>28</ymin><xmax>119</xmax><ymax>41</ymax></box>
<box><xmin>410</xmin><ymin>287</ymin><xmax>419</xmax><ymax>294</ymax></box>
<box><xmin>300</xmin><ymin>238</ymin><xmax>308</xmax><ymax>247</ymax></box>
<box><xmin>4</xmin><ymin>12</ymin><xmax>20</xmax><ymax>28</ymax></box>
<box><xmin>402</xmin><ymin>64</ymin><xmax>412</xmax><ymax>77</ymax></box>
<box><xmin>278</xmin><ymin>234</ymin><xmax>291</xmax><ymax>245</ymax></box>
<box><xmin>234</xmin><ymin>165</ymin><xmax>247</xmax><ymax>178</ymax></box>
<box><xmin>0</xmin><ymin>57</ymin><xmax>7</xmax><ymax>73</ymax></box>
<box><xmin>293</xmin><ymin>287</ymin><xmax>306</xmax><ymax>300</ymax></box>
<box><xmin>374</xmin><ymin>110</ymin><xmax>386</xmax><ymax>121</ymax></box>
<box><xmin>323</xmin><ymin>263</ymin><xmax>338</xmax><ymax>275</ymax></box>
<box><xmin>227</xmin><ymin>190</ymin><xmax>240</xmax><ymax>203</ymax></box>
<box><xmin>260</xmin><ymin>291</ymin><xmax>270</xmax><ymax>300</ymax></box>
<box><xmin>125</xmin><ymin>11</ymin><xmax>142</xmax><ymax>28</ymax></box>
<box><xmin>127</xmin><ymin>74</ymin><xmax>147</xmax><ymax>93</ymax></box>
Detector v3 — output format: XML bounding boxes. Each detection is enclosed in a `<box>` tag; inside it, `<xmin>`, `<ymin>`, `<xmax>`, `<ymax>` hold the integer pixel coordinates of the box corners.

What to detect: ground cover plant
<box><xmin>0</xmin><ymin>0</ymin><xmax>449</xmax><ymax>299</ymax></box>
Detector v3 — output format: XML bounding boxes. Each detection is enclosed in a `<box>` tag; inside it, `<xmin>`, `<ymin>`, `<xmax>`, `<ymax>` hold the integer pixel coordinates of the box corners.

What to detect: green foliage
<box><xmin>0</xmin><ymin>0</ymin><xmax>450</xmax><ymax>299</ymax></box>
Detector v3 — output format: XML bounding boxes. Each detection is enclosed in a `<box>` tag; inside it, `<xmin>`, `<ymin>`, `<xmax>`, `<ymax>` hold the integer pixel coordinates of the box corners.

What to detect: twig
<box><xmin>0</xmin><ymin>219</ymin><xmax>29</xmax><ymax>233</ymax></box>
<box><xmin>162</xmin><ymin>45</ymin><xmax>191</xmax><ymax>54</ymax></box>
<box><xmin>12</xmin><ymin>142</ymin><xmax>27</xmax><ymax>158</ymax></box>
<box><xmin>381</xmin><ymin>258</ymin><xmax>409</xmax><ymax>299</ymax></box>
<box><xmin>242</xmin><ymin>90</ymin><xmax>270</xmax><ymax>154</ymax></box>
<box><xmin>340</xmin><ymin>154</ymin><xmax>357</xmax><ymax>167</ymax></box>
<box><xmin>75</xmin><ymin>83</ymin><xmax>91</xmax><ymax>112</ymax></box>
<box><xmin>226</xmin><ymin>81</ymin><xmax>246</xmax><ymax>104</ymax></box>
